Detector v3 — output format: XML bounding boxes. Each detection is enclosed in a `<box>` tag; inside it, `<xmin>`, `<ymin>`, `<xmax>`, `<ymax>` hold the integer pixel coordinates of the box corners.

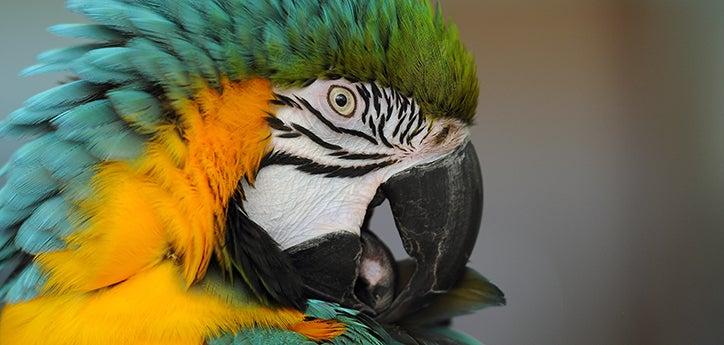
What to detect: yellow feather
<box><xmin>0</xmin><ymin>263</ymin><xmax>305</xmax><ymax>345</ymax></box>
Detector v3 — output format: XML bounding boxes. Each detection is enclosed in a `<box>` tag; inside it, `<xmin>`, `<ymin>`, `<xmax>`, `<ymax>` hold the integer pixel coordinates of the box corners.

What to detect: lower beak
<box><xmin>377</xmin><ymin>141</ymin><xmax>483</xmax><ymax>323</ymax></box>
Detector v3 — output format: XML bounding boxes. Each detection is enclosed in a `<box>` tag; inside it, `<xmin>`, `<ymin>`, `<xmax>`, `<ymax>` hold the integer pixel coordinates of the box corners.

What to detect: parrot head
<box><xmin>0</xmin><ymin>0</ymin><xmax>499</xmax><ymax>334</ymax></box>
<box><xmin>229</xmin><ymin>1</ymin><xmax>483</xmax><ymax>321</ymax></box>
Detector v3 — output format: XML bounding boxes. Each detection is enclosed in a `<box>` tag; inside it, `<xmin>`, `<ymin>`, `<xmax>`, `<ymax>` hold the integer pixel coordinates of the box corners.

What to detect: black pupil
<box><xmin>335</xmin><ymin>93</ymin><xmax>348</xmax><ymax>107</ymax></box>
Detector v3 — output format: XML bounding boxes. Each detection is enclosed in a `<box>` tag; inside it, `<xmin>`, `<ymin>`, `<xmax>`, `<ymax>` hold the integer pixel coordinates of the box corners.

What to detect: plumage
<box><xmin>107</xmin><ymin>89</ymin><xmax>165</xmax><ymax>133</ymax></box>
<box><xmin>0</xmin><ymin>0</ymin><xmax>489</xmax><ymax>344</ymax></box>
<box><xmin>15</xmin><ymin>197</ymin><xmax>73</xmax><ymax>255</ymax></box>
<box><xmin>48</xmin><ymin>23</ymin><xmax>124</xmax><ymax>41</ymax></box>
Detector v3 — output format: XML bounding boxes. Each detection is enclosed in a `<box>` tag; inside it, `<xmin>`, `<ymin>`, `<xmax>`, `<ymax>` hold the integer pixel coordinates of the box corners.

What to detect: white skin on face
<box><xmin>242</xmin><ymin>79</ymin><xmax>469</xmax><ymax>249</ymax></box>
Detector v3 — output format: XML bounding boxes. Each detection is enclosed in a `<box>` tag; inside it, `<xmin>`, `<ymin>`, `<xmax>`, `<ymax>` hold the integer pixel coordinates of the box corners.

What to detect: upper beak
<box><xmin>377</xmin><ymin>141</ymin><xmax>483</xmax><ymax>323</ymax></box>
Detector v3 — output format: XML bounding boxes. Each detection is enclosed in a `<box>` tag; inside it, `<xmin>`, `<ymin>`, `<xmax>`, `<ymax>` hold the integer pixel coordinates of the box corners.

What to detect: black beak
<box><xmin>377</xmin><ymin>141</ymin><xmax>483</xmax><ymax>323</ymax></box>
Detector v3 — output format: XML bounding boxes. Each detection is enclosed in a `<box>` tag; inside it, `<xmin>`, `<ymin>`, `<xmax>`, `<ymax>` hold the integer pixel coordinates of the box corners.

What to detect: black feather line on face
<box><xmin>224</xmin><ymin>193</ymin><xmax>306</xmax><ymax>309</ymax></box>
<box><xmin>294</xmin><ymin>95</ymin><xmax>379</xmax><ymax>145</ymax></box>
<box><xmin>262</xmin><ymin>151</ymin><xmax>397</xmax><ymax>178</ymax></box>
<box><xmin>291</xmin><ymin>123</ymin><xmax>343</xmax><ymax>151</ymax></box>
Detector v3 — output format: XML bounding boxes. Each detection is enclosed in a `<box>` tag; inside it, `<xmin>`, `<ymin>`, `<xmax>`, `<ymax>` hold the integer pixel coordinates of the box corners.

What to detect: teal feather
<box><xmin>0</xmin><ymin>123</ymin><xmax>51</xmax><ymax>138</ymax></box>
<box><xmin>4</xmin><ymin>264</ymin><xmax>46</xmax><ymax>303</ymax></box>
<box><xmin>0</xmin><ymin>205</ymin><xmax>35</xmax><ymax>229</ymax></box>
<box><xmin>7</xmin><ymin>135</ymin><xmax>97</xmax><ymax>181</ymax></box>
<box><xmin>24</xmin><ymin>80</ymin><xmax>100</xmax><ymax>112</ymax></box>
<box><xmin>3</xmin><ymin>107</ymin><xmax>71</xmax><ymax>126</ymax></box>
<box><xmin>20</xmin><ymin>63</ymin><xmax>70</xmax><ymax>77</ymax></box>
<box><xmin>39</xmin><ymin>142</ymin><xmax>97</xmax><ymax>180</ymax></box>
<box><xmin>127</xmin><ymin>7</ymin><xmax>181</xmax><ymax>43</ymax></box>
<box><xmin>70</xmin><ymin>66</ymin><xmax>130</xmax><ymax>84</ymax></box>
<box><xmin>127</xmin><ymin>38</ymin><xmax>191</xmax><ymax>103</ymax></box>
<box><xmin>0</xmin><ymin>167</ymin><xmax>57</xmax><ymax>211</ymax></box>
<box><xmin>201</xmin><ymin>1</ymin><xmax>231</xmax><ymax>36</ymax></box>
<box><xmin>217</xmin><ymin>329</ymin><xmax>315</xmax><ymax>345</ymax></box>
<box><xmin>427</xmin><ymin>328</ymin><xmax>482</xmax><ymax>345</ymax></box>
<box><xmin>176</xmin><ymin>3</ymin><xmax>206</xmax><ymax>39</ymax></box>
<box><xmin>61</xmin><ymin>170</ymin><xmax>94</xmax><ymax>203</ymax></box>
<box><xmin>37</xmin><ymin>44</ymin><xmax>105</xmax><ymax>64</ymax></box>
<box><xmin>207</xmin><ymin>300</ymin><xmax>396</xmax><ymax>345</ymax></box>
<box><xmin>305</xmin><ymin>300</ymin><xmax>395</xmax><ymax>345</ymax></box>
<box><xmin>107</xmin><ymin>90</ymin><xmax>164</xmax><ymax>133</ymax></box>
<box><xmin>77</xmin><ymin>47</ymin><xmax>135</xmax><ymax>73</ymax></box>
<box><xmin>52</xmin><ymin>100</ymin><xmax>118</xmax><ymax>131</ymax></box>
<box><xmin>66</xmin><ymin>0</ymin><xmax>134</xmax><ymax>33</ymax></box>
<box><xmin>15</xmin><ymin>197</ymin><xmax>72</xmax><ymax>254</ymax></box>
<box><xmin>55</xmin><ymin>119</ymin><xmax>145</xmax><ymax>161</ymax></box>
<box><xmin>0</xmin><ymin>230</ymin><xmax>13</xmax><ymax>252</ymax></box>
<box><xmin>0</xmin><ymin>241</ymin><xmax>18</xmax><ymax>262</ymax></box>
<box><xmin>305</xmin><ymin>299</ymin><xmax>340</xmax><ymax>320</ymax></box>
<box><xmin>82</xmin><ymin>127</ymin><xmax>146</xmax><ymax>160</ymax></box>
<box><xmin>48</xmin><ymin>23</ymin><xmax>123</xmax><ymax>41</ymax></box>
<box><xmin>168</xmin><ymin>38</ymin><xmax>220</xmax><ymax>88</ymax></box>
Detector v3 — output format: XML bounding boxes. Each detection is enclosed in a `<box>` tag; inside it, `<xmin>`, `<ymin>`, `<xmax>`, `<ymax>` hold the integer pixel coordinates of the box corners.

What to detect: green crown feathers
<box><xmin>26</xmin><ymin>0</ymin><xmax>478</xmax><ymax>123</ymax></box>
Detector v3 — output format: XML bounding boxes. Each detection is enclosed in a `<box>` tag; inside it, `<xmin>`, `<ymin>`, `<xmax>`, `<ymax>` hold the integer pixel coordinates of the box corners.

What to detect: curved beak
<box><xmin>377</xmin><ymin>141</ymin><xmax>483</xmax><ymax>323</ymax></box>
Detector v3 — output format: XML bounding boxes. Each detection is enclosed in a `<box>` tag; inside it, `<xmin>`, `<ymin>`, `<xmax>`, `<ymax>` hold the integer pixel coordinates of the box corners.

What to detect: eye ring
<box><xmin>327</xmin><ymin>85</ymin><xmax>357</xmax><ymax>118</ymax></box>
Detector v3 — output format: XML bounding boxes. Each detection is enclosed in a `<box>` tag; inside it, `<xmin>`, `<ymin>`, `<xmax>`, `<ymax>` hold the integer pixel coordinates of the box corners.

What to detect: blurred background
<box><xmin>1</xmin><ymin>1</ymin><xmax>723</xmax><ymax>344</ymax></box>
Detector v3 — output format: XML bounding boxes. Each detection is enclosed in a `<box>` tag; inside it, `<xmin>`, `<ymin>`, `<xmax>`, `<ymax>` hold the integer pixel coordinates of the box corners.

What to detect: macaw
<box><xmin>0</xmin><ymin>0</ymin><xmax>505</xmax><ymax>344</ymax></box>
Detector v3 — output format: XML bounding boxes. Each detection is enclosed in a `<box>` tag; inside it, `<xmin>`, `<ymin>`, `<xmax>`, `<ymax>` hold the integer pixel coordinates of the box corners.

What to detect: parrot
<box><xmin>0</xmin><ymin>0</ymin><xmax>505</xmax><ymax>344</ymax></box>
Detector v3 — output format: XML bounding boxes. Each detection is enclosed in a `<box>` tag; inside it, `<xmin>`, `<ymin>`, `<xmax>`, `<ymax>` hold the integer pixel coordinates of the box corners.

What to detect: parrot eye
<box><xmin>327</xmin><ymin>85</ymin><xmax>356</xmax><ymax>117</ymax></box>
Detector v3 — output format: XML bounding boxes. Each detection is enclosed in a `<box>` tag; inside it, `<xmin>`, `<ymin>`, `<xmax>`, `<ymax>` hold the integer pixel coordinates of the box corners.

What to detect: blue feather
<box><xmin>3</xmin><ymin>107</ymin><xmax>71</xmax><ymax>126</ymax></box>
<box><xmin>48</xmin><ymin>23</ymin><xmax>123</xmax><ymax>41</ymax></box>
<box><xmin>78</xmin><ymin>47</ymin><xmax>135</xmax><ymax>72</ymax></box>
<box><xmin>71</xmin><ymin>57</ymin><xmax>135</xmax><ymax>84</ymax></box>
<box><xmin>0</xmin><ymin>205</ymin><xmax>35</xmax><ymax>230</ymax></box>
<box><xmin>107</xmin><ymin>90</ymin><xmax>164</xmax><ymax>133</ymax></box>
<box><xmin>0</xmin><ymin>241</ymin><xmax>18</xmax><ymax>262</ymax></box>
<box><xmin>52</xmin><ymin>100</ymin><xmax>118</xmax><ymax>131</ymax></box>
<box><xmin>20</xmin><ymin>63</ymin><xmax>70</xmax><ymax>77</ymax></box>
<box><xmin>15</xmin><ymin>197</ymin><xmax>72</xmax><ymax>254</ymax></box>
<box><xmin>62</xmin><ymin>170</ymin><xmax>94</xmax><ymax>203</ymax></box>
<box><xmin>24</xmin><ymin>81</ymin><xmax>100</xmax><ymax>112</ymax></box>
<box><xmin>427</xmin><ymin>328</ymin><xmax>482</xmax><ymax>345</ymax></box>
<box><xmin>37</xmin><ymin>44</ymin><xmax>105</xmax><ymax>65</ymax></box>
<box><xmin>5</xmin><ymin>264</ymin><xmax>46</xmax><ymax>303</ymax></box>
<box><xmin>127</xmin><ymin>38</ymin><xmax>191</xmax><ymax>103</ymax></box>
<box><xmin>0</xmin><ymin>123</ymin><xmax>51</xmax><ymax>138</ymax></box>
<box><xmin>8</xmin><ymin>135</ymin><xmax>97</xmax><ymax>180</ymax></box>
<box><xmin>127</xmin><ymin>7</ymin><xmax>180</xmax><ymax>43</ymax></box>
<box><xmin>0</xmin><ymin>167</ymin><xmax>57</xmax><ymax>211</ymax></box>
<box><xmin>55</xmin><ymin>118</ymin><xmax>146</xmax><ymax>161</ymax></box>
<box><xmin>168</xmin><ymin>38</ymin><xmax>219</xmax><ymax>88</ymax></box>
<box><xmin>66</xmin><ymin>0</ymin><xmax>134</xmax><ymax>33</ymax></box>
<box><xmin>305</xmin><ymin>299</ymin><xmax>340</xmax><ymax>319</ymax></box>
<box><xmin>83</xmin><ymin>128</ymin><xmax>146</xmax><ymax>160</ymax></box>
<box><xmin>0</xmin><ymin>229</ymin><xmax>13</xmax><ymax>252</ymax></box>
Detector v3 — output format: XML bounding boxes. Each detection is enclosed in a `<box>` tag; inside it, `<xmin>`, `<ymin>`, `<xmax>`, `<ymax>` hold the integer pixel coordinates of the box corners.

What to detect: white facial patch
<box><xmin>242</xmin><ymin>79</ymin><xmax>469</xmax><ymax>249</ymax></box>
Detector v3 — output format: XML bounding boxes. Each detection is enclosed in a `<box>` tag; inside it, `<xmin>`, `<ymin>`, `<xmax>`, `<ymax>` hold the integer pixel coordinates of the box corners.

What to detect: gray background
<box><xmin>1</xmin><ymin>1</ymin><xmax>723</xmax><ymax>344</ymax></box>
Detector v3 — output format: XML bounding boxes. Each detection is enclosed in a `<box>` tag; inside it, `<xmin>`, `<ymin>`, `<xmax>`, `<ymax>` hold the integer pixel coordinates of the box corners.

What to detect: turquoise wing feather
<box><xmin>208</xmin><ymin>299</ymin><xmax>399</xmax><ymax>345</ymax></box>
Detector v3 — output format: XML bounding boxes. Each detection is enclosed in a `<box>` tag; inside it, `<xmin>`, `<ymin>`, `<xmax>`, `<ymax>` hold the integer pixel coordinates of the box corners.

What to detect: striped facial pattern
<box><xmin>243</xmin><ymin>79</ymin><xmax>469</xmax><ymax>249</ymax></box>
<box><xmin>262</xmin><ymin>79</ymin><xmax>468</xmax><ymax>181</ymax></box>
